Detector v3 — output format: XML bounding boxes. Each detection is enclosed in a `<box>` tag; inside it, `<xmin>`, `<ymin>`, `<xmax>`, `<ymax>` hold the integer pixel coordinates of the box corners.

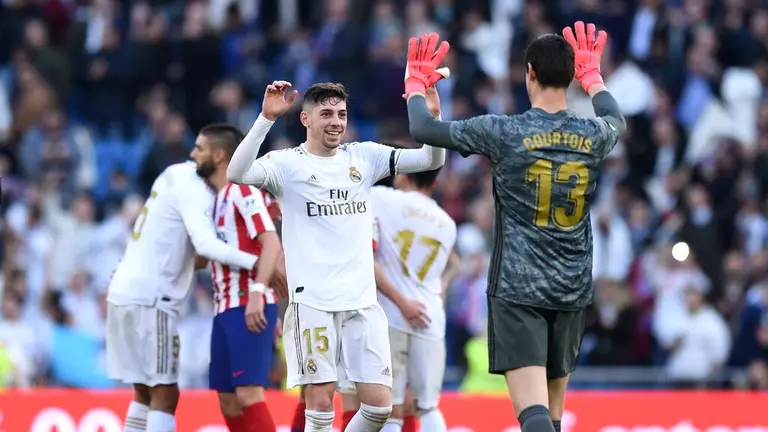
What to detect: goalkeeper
<box><xmin>404</xmin><ymin>23</ymin><xmax>626</xmax><ymax>432</ymax></box>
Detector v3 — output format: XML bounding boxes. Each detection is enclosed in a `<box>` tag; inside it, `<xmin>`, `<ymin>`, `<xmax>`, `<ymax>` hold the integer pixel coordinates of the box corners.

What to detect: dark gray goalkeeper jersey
<box><xmin>407</xmin><ymin>92</ymin><xmax>624</xmax><ymax>310</ymax></box>
<box><xmin>449</xmin><ymin>107</ymin><xmax>621</xmax><ymax>309</ymax></box>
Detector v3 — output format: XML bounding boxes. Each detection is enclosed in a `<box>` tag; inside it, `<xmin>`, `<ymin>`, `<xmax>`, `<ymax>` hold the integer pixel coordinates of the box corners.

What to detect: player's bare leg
<box><xmin>345</xmin><ymin>382</ymin><xmax>392</xmax><ymax>431</ymax></box>
<box><xmin>341</xmin><ymin>392</ymin><xmax>360</xmax><ymax>430</ymax></box>
<box><xmin>401</xmin><ymin>396</ymin><xmax>418</xmax><ymax>432</ymax></box>
<box><xmin>381</xmin><ymin>387</ymin><xmax>413</xmax><ymax>432</ymax></box>
<box><xmin>123</xmin><ymin>384</ymin><xmax>151</xmax><ymax>432</ymax></box>
<box><xmin>505</xmin><ymin>366</ymin><xmax>555</xmax><ymax>432</ymax></box>
<box><xmin>547</xmin><ymin>376</ymin><xmax>569</xmax><ymax>432</ymax></box>
<box><xmin>304</xmin><ymin>382</ymin><xmax>336</xmax><ymax>431</ymax></box>
<box><xmin>291</xmin><ymin>387</ymin><xmax>307</xmax><ymax>432</ymax></box>
<box><xmin>146</xmin><ymin>384</ymin><xmax>180</xmax><ymax>432</ymax></box>
<box><xmin>218</xmin><ymin>385</ymin><xmax>274</xmax><ymax>432</ymax></box>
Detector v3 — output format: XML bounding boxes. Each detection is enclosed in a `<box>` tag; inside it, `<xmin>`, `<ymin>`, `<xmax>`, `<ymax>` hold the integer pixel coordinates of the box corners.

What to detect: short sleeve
<box><xmin>357</xmin><ymin>141</ymin><xmax>396</xmax><ymax>183</ymax></box>
<box><xmin>233</xmin><ymin>185</ymin><xmax>276</xmax><ymax>239</ymax></box>
<box><xmin>255</xmin><ymin>151</ymin><xmax>287</xmax><ymax>197</ymax></box>
<box><xmin>448</xmin><ymin>114</ymin><xmax>507</xmax><ymax>160</ymax></box>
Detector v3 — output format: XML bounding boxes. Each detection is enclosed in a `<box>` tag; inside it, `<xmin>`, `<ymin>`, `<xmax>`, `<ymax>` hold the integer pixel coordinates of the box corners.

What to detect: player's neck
<box><xmin>207</xmin><ymin>169</ymin><xmax>229</xmax><ymax>192</ymax></box>
<box><xmin>530</xmin><ymin>88</ymin><xmax>568</xmax><ymax>114</ymax></box>
<box><xmin>304</xmin><ymin>140</ymin><xmax>337</xmax><ymax>157</ymax></box>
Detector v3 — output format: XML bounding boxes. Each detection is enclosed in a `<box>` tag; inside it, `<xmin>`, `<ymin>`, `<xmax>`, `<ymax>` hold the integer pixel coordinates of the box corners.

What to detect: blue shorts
<box><xmin>209</xmin><ymin>304</ymin><xmax>278</xmax><ymax>393</ymax></box>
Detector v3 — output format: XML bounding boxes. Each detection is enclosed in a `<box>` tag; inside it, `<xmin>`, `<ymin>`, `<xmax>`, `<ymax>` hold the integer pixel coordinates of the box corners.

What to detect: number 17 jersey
<box><xmin>372</xmin><ymin>186</ymin><xmax>457</xmax><ymax>340</ymax></box>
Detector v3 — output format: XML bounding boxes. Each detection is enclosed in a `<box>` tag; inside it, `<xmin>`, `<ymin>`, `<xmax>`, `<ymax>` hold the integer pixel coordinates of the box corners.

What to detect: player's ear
<box><xmin>300</xmin><ymin>111</ymin><xmax>309</xmax><ymax>127</ymax></box>
<box><xmin>527</xmin><ymin>63</ymin><xmax>536</xmax><ymax>82</ymax></box>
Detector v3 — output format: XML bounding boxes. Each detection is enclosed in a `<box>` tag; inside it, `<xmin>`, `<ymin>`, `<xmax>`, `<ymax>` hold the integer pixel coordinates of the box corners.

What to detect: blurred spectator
<box><xmin>666</xmin><ymin>280</ymin><xmax>731</xmax><ymax>387</ymax></box>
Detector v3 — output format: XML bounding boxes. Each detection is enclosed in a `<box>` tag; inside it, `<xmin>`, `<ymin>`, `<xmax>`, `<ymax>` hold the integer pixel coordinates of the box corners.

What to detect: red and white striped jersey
<box><xmin>211</xmin><ymin>183</ymin><xmax>277</xmax><ymax>314</ymax></box>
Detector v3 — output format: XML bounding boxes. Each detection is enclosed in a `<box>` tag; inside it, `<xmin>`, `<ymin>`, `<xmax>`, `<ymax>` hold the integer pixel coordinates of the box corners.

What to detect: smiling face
<box><xmin>302</xmin><ymin>100</ymin><xmax>347</xmax><ymax>150</ymax></box>
<box><xmin>300</xmin><ymin>83</ymin><xmax>350</xmax><ymax>153</ymax></box>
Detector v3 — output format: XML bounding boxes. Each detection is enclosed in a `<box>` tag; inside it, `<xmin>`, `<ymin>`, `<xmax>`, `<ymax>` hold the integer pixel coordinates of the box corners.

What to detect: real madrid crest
<box><xmin>306</xmin><ymin>358</ymin><xmax>318</xmax><ymax>374</ymax></box>
<box><xmin>349</xmin><ymin>166</ymin><xmax>362</xmax><ymax>183</ymax></box>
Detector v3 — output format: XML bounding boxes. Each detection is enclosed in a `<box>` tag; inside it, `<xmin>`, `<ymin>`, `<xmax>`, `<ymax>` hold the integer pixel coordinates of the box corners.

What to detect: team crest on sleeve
<box><xmin>306</xmin><ymin>358</ymin><xmax>317</xmax><ymax>374</ymax></box>
<box><xmin>240</xmin><ymin>195</ymin><xmax>262</xmax><ymax>216</ymax></box>
<box><xmin>349</xmin><ymin>166</ymin><xmax>362</xmax><ymax>183</ymax></box>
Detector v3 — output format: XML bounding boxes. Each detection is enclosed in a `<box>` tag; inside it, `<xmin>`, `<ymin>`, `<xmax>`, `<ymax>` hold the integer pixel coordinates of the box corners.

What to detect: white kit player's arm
<box><xmin>441</xmin><ymin>249</ymin><xmax>460</xmax><ymax>302</ymax></box>
<box><xmin>228</xmin><ymin>82</ymin><xmax>296</xmax><ymax>192</ymax></box>
<box><xmin>177</xmin><ymin>190</ymin><xmax>258</xmax><ymax>269</ymax></box>
<box><xmin>227</xmin><ymin>115</ymin><xmax>276</xmax><ymax>187</ymax></box>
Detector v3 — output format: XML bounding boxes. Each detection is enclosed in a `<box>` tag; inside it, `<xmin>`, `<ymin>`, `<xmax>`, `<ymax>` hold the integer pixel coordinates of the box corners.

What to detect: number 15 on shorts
<box><xmin>303</xmin><ymin>327</ymin><xmax>329</xmax><ymax>355</ymax></box>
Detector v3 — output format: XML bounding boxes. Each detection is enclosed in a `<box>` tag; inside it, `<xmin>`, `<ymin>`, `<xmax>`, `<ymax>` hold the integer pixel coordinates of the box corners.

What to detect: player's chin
<box><xmin>322</xmin><ymin>135</ymin><xmax>343</xmax><ymax>148</ymax></box>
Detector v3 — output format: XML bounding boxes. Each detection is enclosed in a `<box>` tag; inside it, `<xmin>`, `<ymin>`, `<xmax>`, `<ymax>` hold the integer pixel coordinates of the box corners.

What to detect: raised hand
<box><xmin>404</xmin><ymin>32</ymin><xmax>450</xmax><ymax>98</ymax></box>
<box><xmin>562</xmin><ymin>21</ymin><xmax>608</xmax><ymax>93</ymax></box>
<box><xmin>262</xmin><ymin>80</ymin><xmax>298</xmax><ymax>121</ymax></box>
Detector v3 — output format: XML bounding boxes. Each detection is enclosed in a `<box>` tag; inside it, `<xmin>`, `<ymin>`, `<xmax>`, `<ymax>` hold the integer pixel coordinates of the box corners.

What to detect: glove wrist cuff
<box><xmin>405</xmin><ymin>77</ymin><xmax>426</xmax><ymax>97</ymax></box>
<box><xmin>580</xmin><ymin>71</ymin><xmax>604</xmax><ymax>93</ymax></box>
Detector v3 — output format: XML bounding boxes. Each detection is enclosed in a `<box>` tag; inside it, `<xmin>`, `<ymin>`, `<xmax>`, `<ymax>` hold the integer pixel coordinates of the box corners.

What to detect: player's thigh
<box><xmin>408</xmin><ymin>336</ymin><xmax>445</xmax><ymax>410</ymax></box>
<box><xmin>107</xmin><ymin>304</ymin><xmax>179</xmax><ymax>386</ymax></box>
<box><xmin>487</xmin><ymin>297</ymin><xmax>548</xmax><ymax>375</ymax></box>
<box><xmin>388</xmin><ymin>327</ymin><xmax>410</xmax><ymax>406</ymax></box>
<box><xmin>283</xmin><ymin>302</ymin><xmax>339</xmax><ymax>388</ymax></box>
<box><xmin>339</xmin><ymin>303</ymin><xmax>392</xmax><ymax>388</ymax></box>
<box><xmin>546</xmin><ymin>308</ymin><xmax>587</xmax><ymax>379</ymax></box>
<box><xmin>225</xmin><ymin>304</ymin><xmax>279</xmax><ymax>389</ymax></box>
<box><xmin>145</xmin><ymin>307</ymin><xmax>181</xmax><ymax>386</ymax></box>
<box><xmin>106</xmin><ymin>303</ymin><xmax>136</xmax><ymax>381</ymax></box>
<box><xmin>209</xmin><ymin>313</ymin><xmax>234</xmax><ymax>393</ymax></box>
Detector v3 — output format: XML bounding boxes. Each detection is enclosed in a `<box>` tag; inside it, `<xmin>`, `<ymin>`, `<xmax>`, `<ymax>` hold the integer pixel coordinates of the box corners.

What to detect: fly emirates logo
<box><xmin>305</xmin><ymin>188</ymin><xmax>368</xmax><ymax>218</ymax></box>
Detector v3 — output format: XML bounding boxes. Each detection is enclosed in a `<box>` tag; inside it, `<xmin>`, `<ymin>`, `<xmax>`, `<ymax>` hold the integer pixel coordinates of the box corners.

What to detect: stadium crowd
<box><xmin>1</xmin><ymin>0</ymin><xmax>768</xmax><ymax>392</ymax></box>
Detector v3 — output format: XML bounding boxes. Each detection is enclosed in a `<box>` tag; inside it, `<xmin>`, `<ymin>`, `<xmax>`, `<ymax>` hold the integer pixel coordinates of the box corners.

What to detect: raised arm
<box><xmin>589</xmin><ymin>84</ymin><xmax>627</xmax><ymax>136</ymax></box>
<box><xmin>227</xmin><ymin>80</ymin><xmax>298</xmax><ymax>187</ymax></box>
<box><xmin>227</xmin><ymin>115</ymin><xmax>274</xmax><ymax>186</ymax></box>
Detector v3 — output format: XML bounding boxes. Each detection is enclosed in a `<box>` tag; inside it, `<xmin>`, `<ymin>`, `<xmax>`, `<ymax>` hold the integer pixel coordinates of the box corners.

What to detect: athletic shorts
<box><xmin>487</xmin><ymin>296</ymin><xmax>586</xmax><ymax>379</ymax></box>
<box><xmin>337</xmin><ymin>328</ymin><xmax>445</xmax><ymax>410</ymax></box>
<box><xmin>389</xmin><ymin>328</ymin><xmax>445</xmax><ymax>409</ymax></box>
<box><xmin>106</xmin><ymin>303</ymin><xmax>180</xmax><ymax>387</ymax></box>
<box><xmin>209</xmin><ymin>304</ymin><xmax>279</xmax><ymax>392</ymax></box>
<box><xmin>283</xmin><ymin>302</ymin><xmax>392</xmax><ymax>389</ymax></box>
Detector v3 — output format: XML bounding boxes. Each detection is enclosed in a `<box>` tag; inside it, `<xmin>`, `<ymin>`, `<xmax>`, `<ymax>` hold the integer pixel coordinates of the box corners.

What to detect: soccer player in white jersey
<box><xmin>371</xmin><ymin>168</ymin><xmax>458</xmax><ymax>432</ymax></box>
<box><xmin>106</xmin><ymin>141</ymin><xmax>271</xmax><ymax>432</ymax></box>
<box><xmin>189</xmin><ymin>124</ymin><xmax>283</xmax><ymax>432</ymax></box>
<box><xmin>226</xmin><ymin>77</ymin><xmax>448</xmax><ymax>432</ymax></box>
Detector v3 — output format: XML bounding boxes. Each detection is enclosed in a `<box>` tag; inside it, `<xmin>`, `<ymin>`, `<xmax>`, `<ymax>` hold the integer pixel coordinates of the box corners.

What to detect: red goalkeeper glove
<box><xmin>404</xmin><ymin>32</ymin><xmax>450</xmax><ymax>98</ymax></box>
<box><xmin>563</xmin><ymin>21</ymin><xmax>608</xmax><ymax>93</ymax></box>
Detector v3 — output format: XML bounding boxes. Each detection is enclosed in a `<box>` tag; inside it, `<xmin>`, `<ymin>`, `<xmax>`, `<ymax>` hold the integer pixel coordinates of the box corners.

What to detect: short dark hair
<box><xmin>199</xmin><ymin>123</ymin><xmax>245</xmax><ymax>159</ymax></box>
<box><xmin>303</xmin><ymin>82</ymin><xmax>349</xmax><ymax>107</ymax></box>
<box><xmin>524</xmin><ymin>34</ymin><xmax>575</xmax><ymax>89</ymax></box>
<box><xmin>407</xmin><ymin>167</ymin><xmax>442</xmax><ymax>189</ymax></box>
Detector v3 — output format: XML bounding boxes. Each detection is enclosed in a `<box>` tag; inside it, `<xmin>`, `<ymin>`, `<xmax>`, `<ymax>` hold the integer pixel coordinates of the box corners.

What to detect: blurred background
<box><xmin>1</xmin><ymin>0</ymin><xmax>768</xmax><ymax>393</ymax></box>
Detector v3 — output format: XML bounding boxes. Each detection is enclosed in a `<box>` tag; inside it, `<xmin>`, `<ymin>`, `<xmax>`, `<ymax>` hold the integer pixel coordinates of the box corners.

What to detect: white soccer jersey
<box><xmin>107</xmin><ymin>162</ymin><xmax>256</xmax><ymax>314</ymax></box>
<box><xmin>372</xmin><ymin>186</ymin><xmax>457</xmax><ymax>340</ymax></box>
<box><xmin>256</xmin><ymin>141</ymin><xmax>395</xmax><ymax>311</ymax></box>
<box><xmin>211</xmin><ymin>183</ymin><xmax>277</xmax><ymax>314</ymax></box>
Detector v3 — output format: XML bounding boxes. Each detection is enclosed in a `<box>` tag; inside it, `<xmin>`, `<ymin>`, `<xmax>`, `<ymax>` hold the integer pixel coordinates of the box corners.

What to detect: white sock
<box><xmin>124</xmin><ymin>402</ymin><xmax>149</xmax><ymax>432</ymax></box>
<box><xmin>419</xmin><ymin>408</ymin><xmax>447</xmax><ymax>432</ymax></box>
<box><xmin>346</xmin><ymin>403</ymin><xmax>392</xmax><ymax>432</ymax></box>
<box><xmin>305</xmin><ymin>409</ymin><xmax>334</xmax><ymax>432</ymax></box>
<box><xmin>381</xmin><ymin>418</ymin><xmax>403</xmax><ymax>432</ymax></box>
<box><xmin>146</xmin><ymin>410</ymin><xmax>175</xmax><ymax>432</ymax></box>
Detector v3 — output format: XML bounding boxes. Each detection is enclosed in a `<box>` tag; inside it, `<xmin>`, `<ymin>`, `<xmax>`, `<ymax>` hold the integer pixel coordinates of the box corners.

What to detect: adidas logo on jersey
<box><xmin>381</xmin><ymin>367</ymin><xmax>390</xmax><ymax>377</ymax></box>
<box><xmin>306</xmin><ymin>175</ymin><xmax>319</xmax><ymax>184</ymax></box>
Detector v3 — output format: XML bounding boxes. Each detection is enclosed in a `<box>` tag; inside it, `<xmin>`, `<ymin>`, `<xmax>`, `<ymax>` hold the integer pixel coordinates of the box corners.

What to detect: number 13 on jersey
<box><xmin>526</xmin><ymin>159</ymin><xmax>589</xmax><ymax>229</ymax></box>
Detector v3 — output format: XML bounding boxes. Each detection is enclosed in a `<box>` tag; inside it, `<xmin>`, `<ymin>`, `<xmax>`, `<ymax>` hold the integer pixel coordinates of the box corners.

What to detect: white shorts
<box><xmin>283</xmin><ymin>302</ymin><xmax>392</xmax><ymax>390</ymax></box>
<box><xmin>389</xmin><ymin>328</ymin><xmax>445</xmax><ymax>409</ymax></box>
<box><xmin>106</xmin><ymin>303</ymin><xmax>180</xmax><ymax>387</ymax></box>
